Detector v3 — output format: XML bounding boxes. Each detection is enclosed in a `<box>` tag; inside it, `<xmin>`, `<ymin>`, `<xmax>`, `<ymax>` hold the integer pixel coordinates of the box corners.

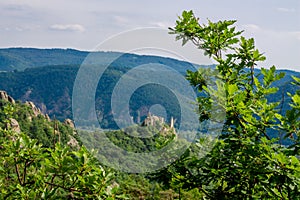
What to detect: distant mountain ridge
<box><xmin>0</xmin><ymin>48</ymin><xmax>88</xmax><ymax>71</ymax></box>
<box><xmin>0</xmin><ymin>48</ymin><xmax>299</xmax><ymax>130</ymax></box>
<box><xmin>0</xmin><ymin>47</ymin><xmax>198</xmax><ymax>73</ymax></box>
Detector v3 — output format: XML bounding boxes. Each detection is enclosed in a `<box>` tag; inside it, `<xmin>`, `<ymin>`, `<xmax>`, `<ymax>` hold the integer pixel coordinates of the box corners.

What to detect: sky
<box><xmin>1</xmin><ymin>0</ymin><xmax>300</xmax><ymax>71</ymax></box>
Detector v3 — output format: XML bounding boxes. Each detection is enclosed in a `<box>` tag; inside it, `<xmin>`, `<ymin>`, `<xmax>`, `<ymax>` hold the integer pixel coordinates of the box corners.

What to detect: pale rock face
<box><xmin>25</xmin><ymin>101</ymin><xmax>44</xmax><ymax>117</ymax></box>
<box><xmin>0</xmin><ymin>91</ymin><xmax>9</xmax><ymax>101</ymax></box>
<box><xmin>7</xmin><ymin>95</ymin><xmax>15</xmax><ymax>104</ymax></box>
<box><xmin>9</xmin><ymin>118</ymin><xmax>21</xmax><ymax>133</ymax></box>
<box><xmin>24</xmin><ymin>100</ymin><xmax>52</xmax><ymax>122</ymax></box>
<box><xmin>45</xmin><ymin>114</ymin><xmax>51</xmax><ymax>122</ymax></box>
<box><xmin>64</xmin><ymin>118</ymin><xmax>75</xmax><ymax>129</ymax></box>
<box><xmin>0</xmin><ymin>90</ymin><xmax>15</xmax><ymax>104</ymax></box>
<box><xmin>67</xmin><ymin>136</ymin><xmax>79</xmax><ymax>148</ymax></box>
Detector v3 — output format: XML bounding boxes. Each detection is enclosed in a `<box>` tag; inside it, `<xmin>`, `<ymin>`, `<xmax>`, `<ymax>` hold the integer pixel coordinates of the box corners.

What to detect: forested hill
<box><xmin>0</xmin><ymin>48</ymin><xmax>299</xmax><ymax>130</ymax></box>
<box><xmin>0</xmin><ymin>90</ymin><xmax>79</xmax><ymax>148</ymax></box>
<box><xmin>0</xmin><ymin>48</ymin><xmax>88</xmax><ymax>71</ymax></box>
<box><xmin>0</xmin><ymin>47</ymin><xmax>196</xmax><ymax>73</ymax></box>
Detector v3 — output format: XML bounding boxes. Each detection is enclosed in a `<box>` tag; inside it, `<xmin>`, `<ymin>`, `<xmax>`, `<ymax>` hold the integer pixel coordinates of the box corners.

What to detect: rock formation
<box><xmin>0</xmin><ymin>90</ymin><xmax>15</xmax><ymax>104</ymax></box>
<box><xmin>45</xmin><ymin>114</ymin><xmax>51</xmax><ymax>122</ymax></box>
<box><xmin>67</xmin><ymin>136</ymin><xmax>79</xmax><ymax>148</ymax></box>
<box><xmin>9</xmin><ymin>118</ymin><xmax>21</xmax><ymax>133</ymax></box>
<box><xmin>64</xmin><ymin>118</ymin><xmax>75</xmax><ymax>129</ymax></box>
<box><xmin>25</xmin><ymin>101</ymin><xmax>43</xmax><ymax>117</ymax></box>
<box><xmin>0</xmin><ymin>90</ymin><xmax>80</xmax><ymax>148</ymax></box>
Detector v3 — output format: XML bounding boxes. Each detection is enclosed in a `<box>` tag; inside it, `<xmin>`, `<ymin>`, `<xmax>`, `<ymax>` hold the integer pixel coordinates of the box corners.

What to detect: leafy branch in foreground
<box><xmin>169</xmin><ymin>10</ymin><xmax>300</xmax><ymax>199</ymax></box>
<box><xmin>0</xmin><ymin>103</ymin><xmax>121</xmax><ymax>199</ymax></box>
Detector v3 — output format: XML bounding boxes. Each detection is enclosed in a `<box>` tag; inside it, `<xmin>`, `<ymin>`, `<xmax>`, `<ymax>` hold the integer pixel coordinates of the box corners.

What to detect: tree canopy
<box><xmin>168</xmin><ymin>10</ymin><xmax>300</xmax><ymax>199</ymax></box>
<box><xmin>0</xmin><ymin>10</ymin><xmax>300</xmax><ymax>200</ymax></box>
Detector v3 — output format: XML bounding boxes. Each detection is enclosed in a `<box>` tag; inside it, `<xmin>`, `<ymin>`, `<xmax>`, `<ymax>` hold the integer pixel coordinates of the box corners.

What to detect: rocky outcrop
<box><xmin>7</xmin><ymin>95</ymin><xmax>15</xmax><ymax>104</ymax></box>
<box><xmin>0</xmin><ymin>96</ymin><xmax>51</xmax><ymax>123</ymax></box>
<box><xmin>0</xmin><ymin>90</ymin><xmax>15</xmax><ymax>104</ymax></box>
<box><xmin>64</xmin><ymin>118</ymin><xmax>75</xmax><ymax>129</ymax></box>
<box><xmin>25</xmin><ymin>101</ymin><xmax>42</xmax><ymax>117</ymax></box>
<box><xmin>67</xmin><ymin>136</ymin><xmax>79</xmax><ymax>148</ymax></box>
<box><xmin>0</xmin><ymin>91</ymin><xmax>77</xmax><ymax>131</ymax></box>
<box><xmin>9</xmin><ymin>118</ymin><xmax>20</xmax><ymax>133</ymax></box>
<box><xmin>25</xmin><ymin>101</ymin><xmax>51</xmax><ymax>122</ymax></box>
<box><xmin>0</xmin><ymin>90</ymin><xmax>81</xmax><ymax>148</ymax></box>
<box><xmin>0</xmin><ymin>91</ymin><xmax>49</xmax><ymax>121</ymax></box>
<box><xmin>45</xmin><ymin>114</ymin><xmax>51</xmax><ymax>122</ymax></box>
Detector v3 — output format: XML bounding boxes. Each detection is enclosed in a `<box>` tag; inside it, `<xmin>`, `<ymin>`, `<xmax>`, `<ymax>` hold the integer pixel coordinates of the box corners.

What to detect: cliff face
<box><xmin>8</xmin><ymin>118</ymin><xmax>20</xmax><ymax>133</ymax></box>
<box><xmin>0</xmin><ymin>90</ymin><xmax>15</xmax><ymax>104</ymax></box>
<box><xmin>0</xmin><ymin>90</ymin><xmax>79</xmax><ymax>148</ymax></box>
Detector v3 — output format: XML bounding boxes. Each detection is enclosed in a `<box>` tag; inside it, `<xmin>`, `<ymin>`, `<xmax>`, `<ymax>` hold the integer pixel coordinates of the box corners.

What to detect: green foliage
<box><xmin>1</xmin><ymin>13</ymin><xmax>300</xmax><ymax>199</ymax></box>
<box><xmin>105</xmin><ymin>125</ymin><xmax>175</xmax><ymax>153</ymax></box>
<box><xmin>115</xmin><ymin>173</ymin><xmax>164</xmax><ymax>199</ymax></box>
<box><xmin>169</xmin><ymin>10</ymin><xmax>242</xmax><ymax>58</ymax></box>
<box><xmin>169</xmin><ymin>10</ymin><xmax>300</xmax><ymax>199</ymax></box>
<box><xmin>0</xmin><ymin>48</ymin><xmax>88</xmax><ymax>71</ymax></box>
<box><xmin>0</xmin><ymin>100</ymin><xmax>77</xmax><ymax>148</ymax></box>
<box><xmin>0</xmin><ymin>104</ymin><xmax>120</xmax><ymax>199</ymax></box>
<box><xmin>0</xmin><ymin>49</ymin><xmax>298</xmax><ymax>129</ymax></box>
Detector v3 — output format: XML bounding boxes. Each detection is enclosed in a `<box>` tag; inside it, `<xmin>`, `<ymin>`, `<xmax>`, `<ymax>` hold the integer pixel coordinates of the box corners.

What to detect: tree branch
<box><xmin>14</xmin><ymin>158</ymin><xmax>23</xmax><ymax>186</ymax></box>
<box><xmin>45</xmin><ymin>181</ymin><xmax>80</xmax><ymax>192</ymax></box>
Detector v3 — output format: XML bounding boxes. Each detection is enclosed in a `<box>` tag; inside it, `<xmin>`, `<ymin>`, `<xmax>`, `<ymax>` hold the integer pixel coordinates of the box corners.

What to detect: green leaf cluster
<box><xmin>0</xmin><ymin>103</ymin><xmax>121</xmax><ymax>199</ymax></box>
<box><xmin>169</xmin><ymin>10</ymin><xmax>300</xmax><ymax>199</ymax></box>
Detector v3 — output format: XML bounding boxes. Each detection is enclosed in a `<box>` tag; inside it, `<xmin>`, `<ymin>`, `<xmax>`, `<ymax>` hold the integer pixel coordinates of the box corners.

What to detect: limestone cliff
<box><xmin>0</xmin><ymin>90</ymin><xmax>79</xmax><ymax>148</ymax></box>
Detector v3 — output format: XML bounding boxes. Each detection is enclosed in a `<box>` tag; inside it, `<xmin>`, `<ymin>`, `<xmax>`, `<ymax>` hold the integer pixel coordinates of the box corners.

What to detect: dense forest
<box><xmin>0</xmin><ymin>52</ymin><xmax>298</xmax><ymax>130</ymax></box>
<box><xmin>1</xmin><ymin>10</ymin><xmax>300</xmax><ymax>199</ymax></box>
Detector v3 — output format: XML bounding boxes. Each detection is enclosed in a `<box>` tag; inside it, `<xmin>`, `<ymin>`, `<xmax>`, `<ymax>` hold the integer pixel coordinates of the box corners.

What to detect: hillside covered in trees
<box><xmin>0</xmin><ymin>90</ymin><xmax>207</xmax><ymax>199</ymax></box>
<box><xmin>0</xmin><ymin>10</ymin><xmax>300</xmax><ymax>199</ymax></box>
<box><xmin>0</xmin><ymin>48</ymin><xmax>299</xmax><ymax>130</ymax></box>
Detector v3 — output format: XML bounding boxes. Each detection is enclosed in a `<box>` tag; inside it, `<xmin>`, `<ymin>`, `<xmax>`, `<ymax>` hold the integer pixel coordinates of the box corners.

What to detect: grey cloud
<box><xmin>49</xmin><ymin>24</ymin><xmax>85</xmax><ymax>32</ymax></box>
